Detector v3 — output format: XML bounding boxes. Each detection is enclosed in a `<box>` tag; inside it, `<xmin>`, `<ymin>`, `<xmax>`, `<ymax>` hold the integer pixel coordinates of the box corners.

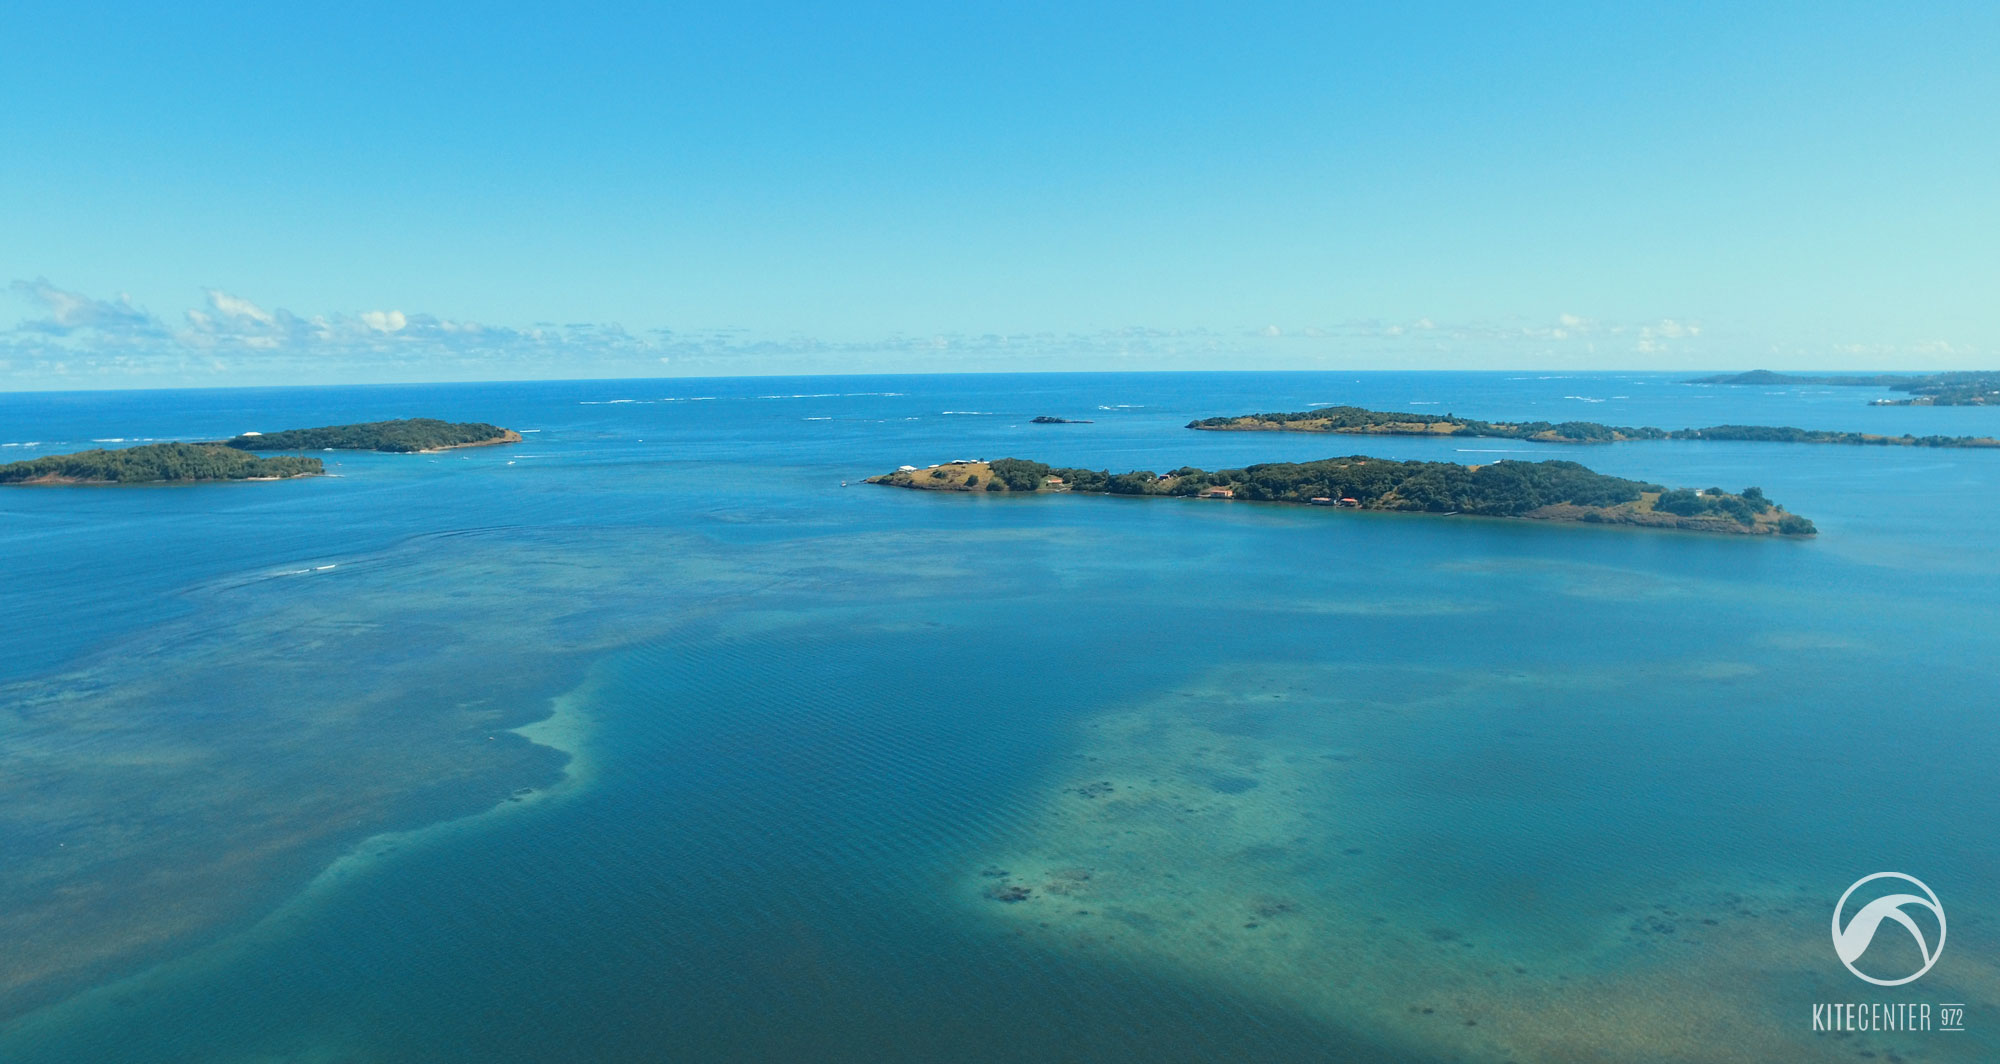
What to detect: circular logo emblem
<box><xmin>1832</xmin><ymin>873</ymin><xmax>1946</xmax><ymax>986</ymax></box>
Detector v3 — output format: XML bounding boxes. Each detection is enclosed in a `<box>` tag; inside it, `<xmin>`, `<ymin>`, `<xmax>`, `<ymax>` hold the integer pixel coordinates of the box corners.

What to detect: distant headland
<box><xmin>1030</xmin><ymin>416</ymin><xmax>1094</xmax><ymax>424</ymax></box>
<box><xmin>0</xmin><ymin>443</ymin><xmax>324</xmax><ymax>485</ymax></box>
<box><xmin>1686</xmin><ymin>370</ymin><xmax>2000</xmax><ymax>406</ymax></box>
<box><xmin>868</xmin><ymin>457</ymin><xmax>1816</xmax><ymax>536</ymax></box>
<box><xmin>1188</xmin><ymin>405</ymin><xmax>2000</xmax><ymax>449</ymax></box>
<box><xmin>221</xmin><ymin>418</ymin><xmax>521</xmax><ymax>452</ymax></box>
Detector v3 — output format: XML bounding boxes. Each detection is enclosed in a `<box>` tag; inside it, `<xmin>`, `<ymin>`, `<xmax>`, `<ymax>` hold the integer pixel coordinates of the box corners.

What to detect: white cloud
<box><xmin>1832</xmin><ymin>339</ymin><xmax>1972</xmax><ymax>358</ymax></box>
<box><xmin>359</xmin><ymin>310</ymin><xmax>407</xmax><ymax>333</ymax></box>
<box><xmin>9</xmin><ymin>278</ymin><xmax>165</xmax><ymax>338</ymax></box>
<box><xmin>4</xmin><ymin>280</ymin><xmax>665</xmax><ymax>384</ymax></box>
<box><xmin>205</xmin><ymin>289</ymin><xmax>275</xmax><ymax>325</ymax></box>
<box><xmin>3</xmin><ymin>279</ymin><xmax>1979</xmax><ymax>386</ymax></box>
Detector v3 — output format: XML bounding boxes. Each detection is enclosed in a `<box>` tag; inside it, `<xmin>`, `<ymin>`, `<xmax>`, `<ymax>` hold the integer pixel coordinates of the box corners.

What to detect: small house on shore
<box><xmin>1198</xmin><ymin>486</ymin><xmax>1235</xmax><ymax>499</ymax></box>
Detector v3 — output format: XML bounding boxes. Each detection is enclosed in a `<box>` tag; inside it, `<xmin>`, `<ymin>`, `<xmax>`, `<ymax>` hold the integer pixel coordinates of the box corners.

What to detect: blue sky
<box><xmin>3</xmin><ymin>2</ymin><xmax>1996</xmax><ymax>387</ymax></box>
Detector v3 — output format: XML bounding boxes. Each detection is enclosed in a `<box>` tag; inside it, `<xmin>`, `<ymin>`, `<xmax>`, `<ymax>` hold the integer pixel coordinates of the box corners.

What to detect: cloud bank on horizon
<box><xmin>7</xmin><ymin>277</ymin><xmax>1970</xmax><ymax>390</ymax></box>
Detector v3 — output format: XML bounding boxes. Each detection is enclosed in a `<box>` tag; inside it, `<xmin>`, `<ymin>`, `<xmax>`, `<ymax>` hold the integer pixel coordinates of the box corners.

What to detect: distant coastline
<box><xmin>868</xmin><ymin>457</ymin><xmax>1816</xmax><ymax>536</ymax></box>
<box><xmin>1686</xmin><ymin>369</ymin><xmax>2000</xmax><ymax>406</ymax></box>
<box><xmin>1188</xmin><ymin>405</ymin><xmax>2000</xmax><ymax>449</ymax></box>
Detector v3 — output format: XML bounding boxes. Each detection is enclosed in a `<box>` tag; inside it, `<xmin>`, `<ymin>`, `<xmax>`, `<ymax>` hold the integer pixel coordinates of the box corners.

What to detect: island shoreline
<box><xmin>416</xmin><ymin>428</ymin><xmax>523</xmax><ymax>452</ymax></box>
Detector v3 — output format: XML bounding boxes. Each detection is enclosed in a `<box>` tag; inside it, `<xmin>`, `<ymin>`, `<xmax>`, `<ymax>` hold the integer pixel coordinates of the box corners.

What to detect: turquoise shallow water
<box><xmin>2</xmin><ymin>372</ymin><xmax>1997</xmax><ymax>1062</ymax></box>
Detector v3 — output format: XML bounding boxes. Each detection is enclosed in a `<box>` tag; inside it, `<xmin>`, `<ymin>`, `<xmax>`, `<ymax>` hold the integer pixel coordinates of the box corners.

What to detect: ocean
<box><xmin>1</xmin><ymin>371</ymin><xmax>1995</xmax><ymax>1062</ymax></box>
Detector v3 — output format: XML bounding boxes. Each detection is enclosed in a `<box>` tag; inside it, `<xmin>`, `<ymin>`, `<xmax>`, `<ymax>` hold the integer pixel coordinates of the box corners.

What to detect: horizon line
<box><xmin>0</xmin><ymin>365</ymin><xmax>1956</xmax><ymax>397</ymax></box>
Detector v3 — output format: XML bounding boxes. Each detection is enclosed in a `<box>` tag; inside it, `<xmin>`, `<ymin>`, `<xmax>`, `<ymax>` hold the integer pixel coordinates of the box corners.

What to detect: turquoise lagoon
<box><xmin>1</xmin><ymin>372</ymin><xmax>1996</xmax><ymax>1062</ymax></box>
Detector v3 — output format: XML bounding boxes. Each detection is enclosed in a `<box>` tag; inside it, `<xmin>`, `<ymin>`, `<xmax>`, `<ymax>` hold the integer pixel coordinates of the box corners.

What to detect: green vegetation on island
<box><xmin>1676</xmin><ymin>424</ymin><xmax>2000</xmax><ymax>447</ymax></box>
<box><xmin>223</xmin><ymin>418</ymin><xmax>521</xmax><ymax>453</ymax></box>
<box><xmin>0</xmin><ymin>443</ymin><xmax>324</xmax><ymax>485</ymax></box>
<box><xmin>1687</xmin><ymin>369</ymin><xmax>2000</xmax><ymax>406</ymax></box>
<box><xmin>1188</xmin><ymin>405</ymin><xmax>1669</xmax><ymax>442</ymax></box>
<box><xmin>1187</xmin><ymin>405</ymin><xmax>2000</xmax><ymax>448</ymax></box>
<box><xmin>869</xmin><ymin>456</ymin><xmax>1815</xmax><ymax>536</ymax></box>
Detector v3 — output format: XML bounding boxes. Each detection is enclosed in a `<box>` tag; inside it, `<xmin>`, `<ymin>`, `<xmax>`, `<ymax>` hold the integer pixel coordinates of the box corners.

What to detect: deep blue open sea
<box><xmin>2</xmin><ymin>371</ymin><xmax>1997</xmax><ymax>1063</ymax></box>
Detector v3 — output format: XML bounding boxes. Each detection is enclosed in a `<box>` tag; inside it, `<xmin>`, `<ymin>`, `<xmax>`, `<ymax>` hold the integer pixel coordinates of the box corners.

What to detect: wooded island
<box><xmin>869</xmin><ymin>456</ymin><xmax>1816</xmax><ymax>536</ymax></box>
<box><xmin>1</xmin><ymin>418</ymin><xmax>518</xmax><ymax>484</ymax></box>
<box><xmin>222</xmin><ymin>418</ymin><xmax>520</xmax><ymax>452</ymax></box>
<box><xmin>0</xmin><ymin>443</ymin><xmax>324</xmax><ymax>484</ymax></box>
<box><xmin>1187</xmin><ymin>405</ymin><xmax>2000</xmax><ymax>448</ymax></box>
